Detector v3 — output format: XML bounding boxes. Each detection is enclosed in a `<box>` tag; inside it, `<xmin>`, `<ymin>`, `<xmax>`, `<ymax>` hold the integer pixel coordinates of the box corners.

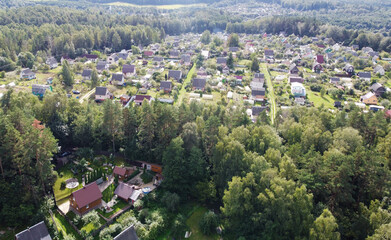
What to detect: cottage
<box><xmin>134</xmin><ymin>95</ymin><xmax>152</xmax><ymax>106</ymax></box>
<box><xmin>82</xmin><ymin>69</ymin><xmax>93</xmax><ymax>80</ymax></box>
<box><xmin>118</xmin><ymin>49</ymin><xmax>129</xmax><ymax>60</ymax></box>
<box><xmin>217</xmin><ymin>57</ymin><xmax>227</xmax><ymax>65</ymax></box>
<box><xmin>95</xmin><ymin>86</ymin><xmax>112</xmax><ymax>101</ymax></box>
<box><xmin>334</xmin><ymin>101</ymin><xmax>342</xmax><ymax>108</ymax></box>
<box><xmin>181</xmin><ymin>54</ymin><xmax>191</xmax><ymax>65</ymax></box>
<box><xmin>229</xmin><ymin>47</ymin><xmax>239</xmax><ymax>52</ymax></box>
<box><xmin>70</xmin><ymin>182</ymin><xmax>102</xmax><ymax>215</ymax></box>
<box><xmin>114</xmin><ymin>225</ymin><xmax>139</xmax><ymax>240</ymax></box>
<box><xmin>32</xmin><ymin>84</ymin><xmax>50</xmax><ymax>98</ymax></box>
<box><xmin>153</xmin><ymin>56</ymin><xmax>164</xmax><ymax>63</ymax></box>
<box><xmin>61</xmin><ymin>56</ymin><xmax>75</xmax><ymax>65</ymax></box>
<box><xmin>81</xmin><ymin>54</ymin><xmax>98</xmax><ymax>62</ymax></box>
<box><xmin>15</xmin><ymin>221</ymin><xmax>52</xmax><ymax>240</ymax></box>
<box><xmin>96</xmin><ymin>61</ymin><xmax>109</xmax><ymax>73</ymax></box>
<box><xmin>201</xmin><ymin>50</ymin><xmax>209</xmax><ymax>59</ymax></box>
<box><xmin>313</xmin><ymin>63</ymin><xmax>323</xmax><ymax>73</ymax></box>
<box><xmin>330</xmin><ymin>77</ymin><xmax>340</xmax><ymax>85</ymax></box>
<box><xmin>291</xmin><ymin>82</ymin><xmax>306</xmax><ymax>97</ymax></box>
<box><xmin>114</xmin><ymin>182</ymin><xmax>142</xmax><ymax>203</ymax></box>
<box><xmin>289</xmin><ymin>64</ymin><xmax>299</xmax><ymax>75</ymax></box>
<box><xmin>294</xmin><ymin>97</ymin><xmax>306</xmax><ymax>105</ymax></box>
<box><xmin>315</xmin><ymin>55</ymin><xmax>324</xmax><ymax>64</ymax></box>
<box><xmin>374</xmin><ymin>65</ymin><xmax>385</xmax><ymax>76</ymax></box>
<box><xmin>107</xmin><ymin>54</ymin><xmax>119</xmax><ymax>65</ymax></box>
<box><xmin>358</xmin><ymin>72</ymin><xmax>371</xmax><ymax>82</ymax></box>
<box><xmin>122</xmin><ymin>64</ymin><xmax>136</xmax><ymax>77</ymax></box>
<box><xmin>360</xmin><ymin>92</ymin><xmax>378</xmax><ymax>105</ymax></box>
<box><xmin>113</xmin><ymin>166</ymin><xmax>133</xmax><ymax>182</ymax></box>
<box><xmin>264</xmin><ymin>49</ymin><xmax>274</xmax><ymax>60</ymax></box>
<box><xmin>138</xmin><ymin>161</ymin><xmax>162</xmax><ymax>173</ymax></box>
<box><xmin>370</xmin><ymin>83</ymin><xmax>386</xmax><ymax>97</ymax></box>
<box><xmin>46</xmin><ymin>57</ymin><xmax>58</xmax><ymax>69</ymax></box>
<box><xmin>369</xmin><ymin>105</ymin><xmax>384</xmax><ymax>112</ymax></box>
<box><xmin>169</xmin><ymin>50</ymin><xmax>180</xmax><ymax>58</ymax></box>
<box><xmin>168</xmin><ymin>70</ymin><xmax>182</xmax><ymax>82</ymax></box>
<box><xmin>289</xmin><ymin>76</ymin><xmax>304</xmax><ymax>84</ymax></box>
<box><xmin>111</xmin><ymin>73</ymin><xmax>124</xmax><ymax>86</ymax></box>
<box><xmin>251</xmin><ymin>87</ymin><xmax>266</xmax><ymax>101</ymax></box>
<box><xmin>343</xmin><ymin>64</ymin><xmax>354</xmax><ymax>76</ymax></box>
<box><xmin>143</xmin><ymin>51</ymin><xmax>154</xmax><ymax>57</ymax></box>
<box><xmin>222</xmin><ymin>66</ymin><xmax>230</xmax><ymax>74</ymax></box>
<box><xmin>20</xmin><ymin>68</ymin><xmax>36</xmax><ymax>80</ymax></box>
<box><xmin>192</xmin><ymin>78</ymin><xmax>207</xmax><ymax>91</ymax></box>
<box><xmin>160</xmin><ymin>81</ymin><xmax>172</xmax><ymax>93</ymax></box>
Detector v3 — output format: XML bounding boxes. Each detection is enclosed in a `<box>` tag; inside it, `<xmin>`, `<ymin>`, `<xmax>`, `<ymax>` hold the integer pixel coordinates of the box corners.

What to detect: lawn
<box><xmin>53</xmin><ymin>166</ymin><xmax>83</xmax><ymax>204</ymax></box>
<box><xmin>80</xmin><ymin>217</ymin><xmax>106</xmax><ymax>233</ymax></box>
<box><xmin>261</xmin><ymin>64</ymin><xmax>276</xmax><ymax>124</ymax></box>
<box><xmin>177</xmin><ymin>63</ymin><xmax>196</xmax><ymax>105</ymax></box>
<box><xmin>102</xmin><ymin>184</ymin><xmax>115</xmax><ymax>203</ymax></box>
<box><xmin>97</xmin><ymin>199</ymin><xmax>129</xmax><ymax>219</ymax></box>
<box><xmin>53</xmin><ymin>211</ymin><xmax>82</xmax><ymax>240</ymax></box>
<box><xmin>186</xmin><ymin>206</ymin><xmax>219</xmax><ymax>240</ymax></box>
<box><xmin>306</xmin><ymin>88</ymin><xmax>334</xmax><ymax>108</ymax></box>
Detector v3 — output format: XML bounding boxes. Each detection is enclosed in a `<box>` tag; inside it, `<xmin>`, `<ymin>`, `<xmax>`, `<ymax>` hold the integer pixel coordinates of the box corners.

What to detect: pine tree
<box><xmin>61</xmin><ymin>60</ymin><xmax>74</xmax><ymax>86</ymax></box>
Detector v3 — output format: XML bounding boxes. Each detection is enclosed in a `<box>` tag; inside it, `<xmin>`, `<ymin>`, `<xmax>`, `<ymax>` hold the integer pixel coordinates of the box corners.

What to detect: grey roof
<box><xmin>15</xmin><ymin>221</ymin><xmax>52</xmax><ymax>240</ymax></box>
<box><xmin>95</xmin><ymin>86</ymin><xmax>108</xmax><ymax>95</ymax></box>
<box><xmin>193</xmin><ymin>78</ymin><xmax>206</xmax><ymax>89</ymax></box>
<box><xmin>264</xmin><ymin>49</ymin><xmax>274</xmax><ymax>56</ymax></box>
<box><xmin>252</xmin><ymin>106</ymin><xmax>267</xmax><ymax>116</ymax></box>
<box><xmin>114</xmin><ymin>225</ymin><xmax>139</xmax><ymax>240</ymax></box>
<box><xmin>82</xmin><ymin>69</ymin><xmax>92</xmax><ymax>77</ymax></box>
<box><xmin>112</xmin><ymin>73</ymin><xmax>124</xmax><ymax>81</ymax></box>
<box><xmin>251</xmin><ymin>87</ymin><xmax>265</xmax><ymax>96</ymax></box>
<box><xmin>250</xmin><ymin>81</ymin><xmax>264</xmax><ymax>89</ymax></box>
<box><xmin>122</xmin><ymin>64</ymin><xmax>135</xmax><ymax>74</ymax></box>
<box><xmin>160</xmin><ymin>81</ymin><xmax>172</xmax><ymax>89</ymax></box>
<box><xmin>153</xmin><ymin>56</ymin><xmax>164</xmax><ymax>62</ymax></box>
<box><xmin>114</xmin><ymin>182</ymin><xmax>134</xmax><ymax>200</ymax></box>
<box><xmin>168</xmin><ymin>70</ymin><xmax>182</xmax><ymax>81</ymax></box>
<box><xmin>330</xmin><ymin>77</ymin><xmax>340</xmax><ymax>82</ymax></box>
<box><xmin>169</xmin><ymin>50</ymin><xmax>180</xmax><ymax>57</ymax></box>
<box><xmin>32</xmin><ymin>84</ymin><xmax>50</xmax><ymax>95</ymax></box>
<box><xmin>254</xmin><ymin>73</ymin><xmax>265</xmax><ymax>79</ymax></box>
<box><xmin>289</xmin><ymin>64</ymin><xmax>298</xmax><ymax>71</ymax></box>
<box><xmin>118</xmin><ymin>50</ymin><xmax>129</xmax><ymax>60</ymax></box>
<box><xmin>97</xmin><ymin>61</ymin><xmax>108</xmax><ymax>70</ymax></box>
<box><xmin>46</xmin><ymin>57</ymin><xmax>57</xmax><ymax>65</ymax></box>
<box><xmin>217</xmin><ymin>57</ymin><xmax>227</xmax><ymax>64</ymax></box>
<box><xmin>370</xmin><ymin>83</ymin><xmax>384</xmax><ymax>91</ymax></box>
<box><xmin>229</xmin><ymin>47</ymin><xmax>239</xmax><ymax>52</ymax></box>
<box><xmin>158</xmin><ymin>98</ymin><xmax>174</xmax><ymax>104</ymax></box>
<box><xmin>181</xmin><ymin>54</ymin><xmax>191</xmax><ymax>63</ymax></box>
<box><xmin>21</xmin><ymin>68</ymin><xmax>35</xmax><ymax>75</ymax></box>
<box><xmin>358</xmin><ymin>72</ymin><xmax>371</xmax><ymax>79</ymax></box>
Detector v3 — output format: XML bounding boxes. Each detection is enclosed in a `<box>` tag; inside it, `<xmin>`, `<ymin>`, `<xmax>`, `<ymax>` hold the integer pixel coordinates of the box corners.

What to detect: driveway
<box><xmin>58</xmin><ymin>200</ymin><xmax>70</xmax><ymax>214</ymax></box>
<box><xmin>99</xmin><ymin>176</ymin><xmax>114</xmax><ymax>192</ymax></box>
<box><xmin>79</xmin><ymin>89</ymin><xmax>95</xmax><ymax>103</ymax></box>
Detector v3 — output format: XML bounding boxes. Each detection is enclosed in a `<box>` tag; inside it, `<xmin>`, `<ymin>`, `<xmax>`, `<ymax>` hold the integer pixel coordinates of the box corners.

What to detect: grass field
<box><xmin>105</xmin><ymin>2</ymin><xmax>206</xmax><ymax>9</ymax></box>
<box><xmin>306</xmin><ymin>88</ymin><xmax>334</xmax><ymax>108</ymax></box>
<box><xmin>53</xmin><ymin>167</ymin><xmax>83</xmax><ymax>204</ymax></box>
<box><xmin>81</xmin><ymin>216</ymin><xmax>106</xmax><ymax>233</ymax></box>
<box><xmin>186</xmin><ymin>206</ymin><xmax>219</xmax><ymax>240</ymax></box>
<box><xmin>102</xmin><ymin>184</ymin><xmax>115</xmax><ymax>203</ymax></box>
<box><xmin>262</xmin><ymin>64</ymin><xmax>276</xmax><ymax>124</ymax></box>
<box><xmin>177</xmin><ymin>63</ymin><xmax>196</xmax><ymax>105</ymax></box>
<box><xmin>53</xmin><ymin>211</ymin><xmax>82</xmax><ymax>240</ymax></box>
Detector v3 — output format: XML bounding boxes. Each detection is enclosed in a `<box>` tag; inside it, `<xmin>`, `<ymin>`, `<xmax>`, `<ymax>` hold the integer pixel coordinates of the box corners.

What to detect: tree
<box><xmin>310</xmin><ymin>209</ymin><xmax>340</xmax><ymax>240</ymax></box>
<box><xmin>199</xmin><ymin>211</ymin><xmax>219</xmax><ymax>235</ymax></box>
<box><xmin>17</xmin><ymin>52</ymin><xmax>35</xmax><ymax>68</ymax></box>
<box><xmin>367</xmin><ymin>222</ymin><xmax>391</xmax><ymax>240</ymax></box>
<box><xmin>61</xmin><ymin>60</ymin><xmax>74</xmax><ymax>86</ymax></box>
<box><xmin>161</xmin><ymin>192</ymin><xmax>180</xmax><ymax>212</ymax></box>
<box><xmin>227</xmin><ymin>34</ymin><xmax>239</xmax><ymax>47</ymax></box>
<box><xmin>227</xmin><ymin>53</ymin><xmax>234</xmax><ymax>69</ymax></box>
<box><xmin>90</xmin><ymin>69</ymin><xmax>98</xmax><ymax>88</ymax></box>
<box><xmin>171</xmin><ymin>214</ymin><xmax>187</xmax><ymax>238</ymax></box>
<box><xmin>251</xmin><ymin>57</ymin><xmax>259</xmax><ymax>72</ymax></box>
<box><xmin>102</xmin><ymin>100</ymin><xmax>122</xmax><ymax>153</ymax></box>
<box><xmin>112</xmin><ymin>32</ymin><xmax>122</xmax><ymax>52</ymax></box>
<box><xmin>320</xmin><ymin>87</ymin><xmax>326</xmax><ymax>98</ymax></box>
<box><xmin>201</xmin><ymin>30</ymin><xmax>211</xmax><ymax>44</ymax></box>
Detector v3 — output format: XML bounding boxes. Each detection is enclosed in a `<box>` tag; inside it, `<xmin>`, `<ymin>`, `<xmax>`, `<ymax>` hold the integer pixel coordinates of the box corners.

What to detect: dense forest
<box><xmin>2</xmin><ymin>89</ymin><xmax>391</xmax><ymax>239</ymax></box>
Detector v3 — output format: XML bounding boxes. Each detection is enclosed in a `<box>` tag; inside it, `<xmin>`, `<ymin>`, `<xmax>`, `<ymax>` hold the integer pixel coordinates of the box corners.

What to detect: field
<box><xmin>306</xmin><ymin>88</ymin><xmax>334</xmax><ymax>108</ymax></box>
<box><xmin>105</xmin><ymin>2</ymin><xmax>207</xmax><ymax>9</ymax></box>
<box><xmin>53</xmin><ymin>166</ymin><xmax>83</xmax><ymax>204</ymax></box>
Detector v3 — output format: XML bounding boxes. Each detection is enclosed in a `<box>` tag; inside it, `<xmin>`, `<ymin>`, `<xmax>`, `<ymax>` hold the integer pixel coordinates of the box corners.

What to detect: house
<box><xmin>113</xmin><ymin>166</ymin><xmax>133</xmax><ymax>182</ymax></box>
<box><xmin>358</xmin><ymin>72</ymin><xmax>371</xmax><ymax>81</ymax></box>
<box><xmin>289</xmin><ymin>76</ymin><xmax>304</xmax><ymax>84</ymax></box>
<box><xmin>15</xmin><ymin>221</ymin><xmax>52</xmax><ymax>240</ymax></box>
<box><xmin>313</xmin><ymin>63</ymin><xmax>323</xmax><ymax>73</ymax></box>
<box><xmin>369</xmin><ymin>105</ymin><xmax>384</xmax><ymax>112</ymax></box>
<box><xmin>32</xmin><ymin>84</ymin><xmax>50</xmax><ymax>98</ymax></box>
<box><xmin>96</xmin><ymin>61</ymin><xmax>109</xmax><ymax>73</ymax></box>
<box><xmin>114</xmin><ymin>182</ymin><xmax>142</xmax><ymax>203</ymax></box>
<box><xmin>111</xmin><ymin>73</ymin><xmax>124</xmax><ymax>86</ymax></box>
<box><xmin>201</xmin><ymin>50</ymin><xmax>209</xmax><ymax>59</ymax></box>
<box><xmin>252</xmin><ymin>106</ymin><xmax>267</xmax><ymax>116</ymax></box>
<box><xmin>168</xmin><ymin>70</ymin><xmax>182</xmax><ymax>82</ymax></box>
<box><xmin>374</xmin><ymin>65</ymin><xmax>385</xmax><ymax>76</ymax></box>
<box><xmin>254</xmin><ymin>73</ymin><xmax>265</xmax><ymax>80</ymax></box>
<box><xmin>120</xmin><ymin>95</ymin><xmax>131</xmax><ymax>106</ymax></box>
<box><xmin>294</xmin><ymin>97</ymin><xmax>305</xmax><ymax>105</ymax></box>
<box><xmin>291</xmin><ymin>82</ymin><xmax>306</xmax><ymax>97</ymax></box>
<box><xmin>143</xmin><ymin>51</ymin><xmax>154</xmax><ymax>58</ymax></box>
<box><xmin>153</xmin><ymin>56</ymin><xmax>164</xmax><ymax>63</ymax></box>
<box><xmin>122</xmin><ymin>64</ymin><xmax>136</xmax><ymax>77</ymax></box>
<box><xmin>61</xmin><ymin>56</ymin><xmax>75</xmax><ymax>65</ymax></box>
<box><xmin>343</xmin><ymin>64</ymin><xmax>354</xmax><ymax>76</ymax></box>
<box><xmin>95</xmin><ymin>86</ymin><xmax>112</xmax><ymax>101</ymax></box>
<box><xmin>264</xmin><ymin>49</ymin><xmax>274</xmax><ymax>60</ymax></box>
<box><xmin>251</xmin><ymin>87</ymin><xmax>266</xmax><ymax>101</ymax></box>
<box><xmin>229</xmin><ymin>47</ymin><xmax>239</xmax><ymax>52</ymax></box>
<box><xmin>82</xmin><ymin>69</ymin><xmax>93</xmax><ymax>80</ymax></box>
<box><xmin>360</xmin><ymin>92</ymin><xmax>378</xmax><ymax>105</ymax></box>
<box><xmin>114</xmin><ymin>225</ymin><xmax>139</xmax><ymax>240</ymax></box>
<box><xmin>70</xmin><ymin>182</ymin><xmax>102</xmax><ymax>215</ymax></box>
<box><xmin>46</xmin><ymin>57</ymin><xmax>58</xmax><ymax>69</ymax></box>
<box><xmin>81</xmin><ymin>54</ymin><xmax>98</xmax><ymax>62</ymax></box>
<box><xmin>118</xmin><ymin>49</ymin><xmax>129</xmax><ymax>60</ymax></box>
<box><xmin>169</xmin><ymin>50</ymin><xmax>180</xmax><ymax>58</ymax></box>
<box><xmin>160</xmin><ymin>81</ymin><xmax>172</xmax><ymax>93</ymax></box>
<box><xmin>134</xmin><ymin>95</ymin><xmax>152</xmax><ymax>106</ymax></box>
<box><xmin>192</xmin><ymin>78</ymin><xmax>207</xmax><ymax>91</ymax></box>
<box><xmin>216</xmin><ymin>57</ymin><xmax>227</xmax><ymax>65</ymax></box>
<box><xmin>20</xmin><ymin>68</ymin><xmax>36</xmax><ymax>80</ymax></box>
<box><xmin>315</xmin><ymin>55</ymin><xmax>324</xmax><ymax>64</ymax></box>
<box><xmin>370</xmin><ymin>83</ymin><xmax>386</xmax><ymax>97</ymax></box>
<box><xmin>107</xmin><ymin>54</ymin><xmax>119</xmax><ymax>65</ymax></box>
<box><xmin>137</xmin><ymin>161</ymin><xmax>162</xmax><ymax>173</ymax></box>
<box><xmin>181</xmin><ymin>54</ymin><xmax>191</xmax><ymax>65</ymax></box>
<box><xmin>289</xmin><ymin>64</ymin><xmax>299</xmax><ymax>75</ymax></box>
<box><xmin>330</xmin><ymin>77</ymin><xmax>340</xmax><ymax>85</ymax></box>
<box><xmin>222</xmin><ymin>66</ymin><xmax>230</xmax><ymax>74</ymax></box>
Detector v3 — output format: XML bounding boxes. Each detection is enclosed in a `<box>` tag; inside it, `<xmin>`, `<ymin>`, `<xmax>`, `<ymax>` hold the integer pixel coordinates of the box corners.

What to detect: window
<box><xmin>86</xmin><ymin>204</ymin><xmax>89</xmax><ymax>209</ymax></box>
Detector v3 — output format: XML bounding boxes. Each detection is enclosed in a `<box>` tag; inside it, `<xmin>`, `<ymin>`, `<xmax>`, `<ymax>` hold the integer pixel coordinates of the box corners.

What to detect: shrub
<box><xmin>161</xmin><ymin>192</ymin><xmax>180</xmax><ymax>212</ymax></box>
<box><xmin>140</xmin><ymin>171</ymin><xmax>153</xmax><ymax>184</ymax></box>
<box><xmin>199</xmin><ymin>211</ymin><xmax>219</xmax><ymax>235</ymax></box>
<box><xmin>60</xmin><ymin>181</ymin><xmax>66</xmax><ymax>190</ymax></box>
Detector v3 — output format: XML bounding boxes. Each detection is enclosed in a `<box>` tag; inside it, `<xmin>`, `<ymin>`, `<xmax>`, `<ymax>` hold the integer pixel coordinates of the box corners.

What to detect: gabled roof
<box><xmin>181</xmin><ymin>54</ymin><xmax>191</xmax><ymax>62</ymax></box>
<box><xmin>361</xmin><ymin>92</ymin><xmax>376</xmax><ymax>100</ymax></box>
<box><xmin>168</xmin><ymin>70</ymin><xmax>182</xmax><ymax>81</ymax></box>
<box><xmin>160</xmin><ymin>81</ymin><xmax>172</xmax><ymax>89</ymax></box>
<box><xmin>143</xmin><ymin>51</ymin><xmax>154</xmax><ymax>56</ymax></box>
<box><xmin>71</xmin><ymin>182</ymin><xmax>102</xmax><ymax>209</ymax></box>
<box><xmin>358</xmin><ymin>72</ymin><xmax>371</xmax><ymax>78</ymax></box>
<box><xmin>264</xmin><ymin>49</ymin><xmax>274</xmax><ymax>56</ymax></box>
<box><xmin>193</xmin><ymin>78</ymin><xmax>206</xmax><ymax>89</ymax></box>
<box><xmin>114</xmin><ymin>225</ymin><xmax>139</xmax><ymax>240</ymax></box>
<box><xmin>169</xmin><ymin>50</ymin><xmax>180</xmax><ymax>57</ymax></box>
<box><xmin>330</xmin><ymin>77</ymin><xmax>340</xmax><ymax>82</ymax></box>
<box><xmin>114</xmin><ymin>182</ymin><xmax>134</xmax><ymax>200</ymax></box>
<box><xmin>32</xmin><ymin>84</ymin><xmax>50</xmax><ymax>95</ymax></box>
<box><xmin>95</xmin><ymin>86</ymin><xmax>108</xmax><ymax>96</ymax></box>
<box><xmin>122</xmin><ymin>64</ymin><xmax>135</xmax><ymax>74</ymax></box>
<box><xmin>229</xmin><ymin>47</ymin><xmax>239</xmax><ymax>52</ymax></box>
<box><xmin>118</xmin><ymin>50</ymin><xmax>129</xmax><ymax>60</ymax></box>
<box><xmin>96</xmin><ymin>61</ymin><xmax>108</xmax><ymax>70</ymax></box>
<box><xmin>289</xmin><ymin>64</ymin><xmax>298</xmax><ymax>71</ymax></box>
<box><xmin>153</xmin><ymin>56</ymin><xmax>164</xmax><ymax>62</ymax></box>
<box><xmin>112</xmin><ymin>73</ymin><xmax>124</xmax><ymax>81</ymax></box>
<box><xmin>251</xmin><ymin>87</ymin><xmax>265</xmax><ymax>96</ymax></box>
<box><xmin>216</xmin><ymin>57</ymin><xmax>227</xmax><ymax>64</ymax></box>
<box><xmin>21</xmin><ymin>68</ymin><xmax>35</xmax><ymax>75</ymax></box>
<box><xmin>135</xmin><ymin>95</ymin><xmax>151</xmax><ymax>102</ymax></box>
<box><xmin>15</xmin><ymin>221</ymin><xmax>52</xmax><ymax>240</ymax></box>
<box><xmin>316</xmin><ymin>55</ymin><xmax>324</xmax><ymax>64</ymax></box>
<box><xmin>46</xmin><ymin>57</ymin><xmax>57</xmax><ymax>65</ymax></box>
<box><xmin>254</xmin><ymin>73</ymin><xmax>265</xmax><ymax>79</ymax></box>
<box><xmin>113</xmin><ymin>166</ymin><xmax>126</xmax><ymax>176</ymax></box>
<box><xmin>82</xmin><ymin>69</ymin><xmax>92</xmax><ymax>77</ymax></box>
<box><xmin>81</xmin><ymin>54</ymin><xmax>98</xmax><ymax>59</ymax></box>
<box><xmin>370</xmin><ymin>83</ymin><xmax>384</xmax><ymax>92</ymax></box>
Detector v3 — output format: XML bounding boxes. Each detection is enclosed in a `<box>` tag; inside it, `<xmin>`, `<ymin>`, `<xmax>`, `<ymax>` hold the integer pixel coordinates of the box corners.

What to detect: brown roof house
<box><xmin>134</xmin><ymin>95</ymin><xmax>152</xmax><ymax>106</ymax></box>
<box><xmin>192</xmin><ymin>78</ymin><xmax>206</xmax><ymax>91</ymax></box>
<box><xmin>70</xmin><ymin>182</ymin><xmax>102</xmax><ymax>215</ymax></box>
<box><xmin>113</xmin><ymin>166</ymin><xmax>134</xmax><ymax>182</ymax></box>
<box><xmin>360</xmin><ymin>92</ymin><xmax>378</xmax><ymax>105</ymax></box>
<box><xmin>114</xmin><ymin>182</ymin><xmax>142</xmax><ymax>204</ymax></box>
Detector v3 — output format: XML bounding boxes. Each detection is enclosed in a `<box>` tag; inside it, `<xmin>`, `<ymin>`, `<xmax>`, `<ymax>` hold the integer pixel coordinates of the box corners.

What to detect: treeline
<box><xmin>86</xmin><ymin>0</ymin><xmax>214</xmax><ymax>4</ymax></box>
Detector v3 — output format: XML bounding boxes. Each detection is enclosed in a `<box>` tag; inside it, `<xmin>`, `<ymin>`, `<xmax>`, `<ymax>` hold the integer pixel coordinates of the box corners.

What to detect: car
<box><xmin>72</xmin><ymin>90</ymin><xmax>81</xmax><ymax>94</ymax></box>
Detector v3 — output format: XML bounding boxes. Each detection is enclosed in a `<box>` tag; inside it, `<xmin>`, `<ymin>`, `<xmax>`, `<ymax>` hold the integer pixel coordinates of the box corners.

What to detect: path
<box><xmin>176</xmin><ymin>63</ymin><xmax>196</xmax><ymax>105</ymax></box>
<box><xmin>98</xmin><ymin>176</ymin><xmax>114</xmax><ymax>192</ymax></box>
<box><xmin>79</xmin><ymin>89</ymin><xmax>95</xmax><ymax>103</ymax></box>
<box><xmin>261</xmin><ymin>63</ymin><xmax>276</xmax><ymax>124</ymax></box>
<box><xmin>58</xmin><ymin>200</ymin><xmax>70</xmax><ymax>214</ymax></box>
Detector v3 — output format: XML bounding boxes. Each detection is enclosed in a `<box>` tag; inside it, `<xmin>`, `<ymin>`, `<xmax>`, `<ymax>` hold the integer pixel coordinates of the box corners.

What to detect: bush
<box><xmin>161</xmin><ymin>192</ymin><xmax>180</xmax><ymax>212</ymax></box>
<box><xmin>199</xmin><ymin>211</ymin><xmax>219</xmax><ymax>235</ymax></box>
<box><xmin>140</xmin><ymin>171</ymin><xmax>153</xmax><ymax>184</ymax></box>
<box><xmin>60</xmin><ymin>181</ymin><xmax>66</xmax><ymax>190</ymax></box>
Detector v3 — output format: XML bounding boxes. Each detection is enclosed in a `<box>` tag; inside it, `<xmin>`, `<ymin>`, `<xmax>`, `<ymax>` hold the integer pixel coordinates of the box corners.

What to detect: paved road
<box><xmin>79</xmin><ymin>89</ymin><xmax>95</xmax><ymax>103</ymax></box>
<box><xmin>261</xmin><ymin>63</ymin><xmax>276</xmax><ymax>124</ymax></box>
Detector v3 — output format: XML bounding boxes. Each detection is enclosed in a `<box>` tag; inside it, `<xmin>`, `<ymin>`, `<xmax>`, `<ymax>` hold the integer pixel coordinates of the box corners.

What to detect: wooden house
<box><xmin>69</xmin><ymin>182</ymin><xmax>102</xmax><ymax>215</ymax></box>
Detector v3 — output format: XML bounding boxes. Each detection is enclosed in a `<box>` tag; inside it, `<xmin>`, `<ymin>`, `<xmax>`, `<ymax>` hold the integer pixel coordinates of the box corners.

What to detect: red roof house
<box><xmin>70</xmin><ymin>182</ymin><xmax>102</xmax><ymax>215</ymax></box>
